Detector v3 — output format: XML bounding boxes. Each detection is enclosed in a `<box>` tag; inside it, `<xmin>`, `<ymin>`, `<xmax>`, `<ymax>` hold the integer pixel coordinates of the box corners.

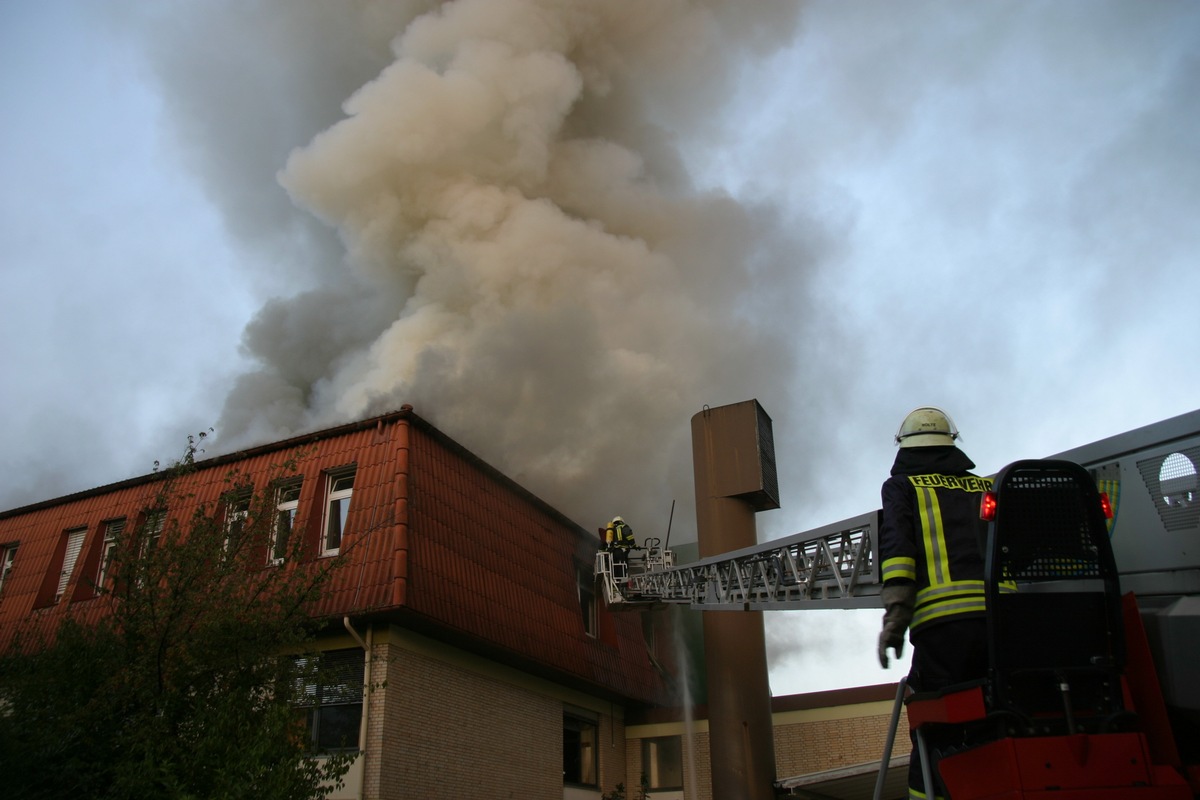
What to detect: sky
<box><xmin>2</xmin><ymin>0</ymin><xmax>1198</xmax><ymax>695</ymax></box>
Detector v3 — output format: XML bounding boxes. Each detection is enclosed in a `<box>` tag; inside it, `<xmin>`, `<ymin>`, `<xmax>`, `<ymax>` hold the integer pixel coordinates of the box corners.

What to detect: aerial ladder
<box><xmin>594</xmin><ymin>509</ymin><xmax>884</xmax><ymax>612</ymax></box>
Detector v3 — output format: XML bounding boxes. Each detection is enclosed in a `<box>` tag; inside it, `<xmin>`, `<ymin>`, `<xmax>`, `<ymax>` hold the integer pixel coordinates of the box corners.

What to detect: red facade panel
<box><xmin>0</xmin><ymin>410</ymin><xmax>669</xmax><ymax>706</ymax></box>
<box><xmin>0</xmin><ymin>418</ymin><xmax>405</xmax><ymax>642</ymax></box>
<box><xmin>403</xmin><ymin>424</ymin><xmax>665</xmax><ymax>703</ymax></box>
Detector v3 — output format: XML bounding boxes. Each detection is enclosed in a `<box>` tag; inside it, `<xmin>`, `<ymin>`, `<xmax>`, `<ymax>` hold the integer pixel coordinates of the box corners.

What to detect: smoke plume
<box><xmin>119</xmin><ymin>0</ymin><xmax>822</xmax><ymax>536</ymax></box>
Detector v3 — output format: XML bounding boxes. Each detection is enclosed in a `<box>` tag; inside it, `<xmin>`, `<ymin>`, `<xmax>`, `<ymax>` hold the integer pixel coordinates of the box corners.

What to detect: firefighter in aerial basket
<box><xmin>603</xmin><ymin>516</ymin><xmax>636</xmax><ymax>575</ymax></box>
<box><xmin>877</xmin><ymin>407</ymin><xmax>994</xmax><ymax>799</ymax></box>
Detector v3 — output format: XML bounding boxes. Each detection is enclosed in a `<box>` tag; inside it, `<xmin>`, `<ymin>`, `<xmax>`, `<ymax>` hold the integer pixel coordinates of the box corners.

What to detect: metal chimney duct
<box><xmin>691</xmin><ymin>400</ymin><xmax>778</xmax><ymax>800</ymax></box>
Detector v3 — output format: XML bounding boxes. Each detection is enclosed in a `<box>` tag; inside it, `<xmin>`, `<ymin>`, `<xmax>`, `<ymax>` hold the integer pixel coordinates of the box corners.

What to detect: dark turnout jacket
<box><xmin>879</xmin><ymin>446</ymin><xmax>1004</xmax><ymax>633</ymax></box>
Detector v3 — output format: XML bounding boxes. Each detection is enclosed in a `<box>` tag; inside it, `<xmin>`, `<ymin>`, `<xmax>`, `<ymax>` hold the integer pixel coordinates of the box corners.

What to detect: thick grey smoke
<box><xmin>118</xmin><ymin>0</ymin><xmax>819</xmax><ymax>536</ymax></box>
<box><xmin>7</xmin><ymin>0</ymin><xmax>1196</xmax><ymax>693</ymax></box>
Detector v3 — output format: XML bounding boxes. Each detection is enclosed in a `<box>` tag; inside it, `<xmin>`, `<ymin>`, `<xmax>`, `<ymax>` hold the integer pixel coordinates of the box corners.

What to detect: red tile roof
<box><xmin>0</xmin><ymin>408</ymin><xmax>670</xmax><ymax>705</ymax></box>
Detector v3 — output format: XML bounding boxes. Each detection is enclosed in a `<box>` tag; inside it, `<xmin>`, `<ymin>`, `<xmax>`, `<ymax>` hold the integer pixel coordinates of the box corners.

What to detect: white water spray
<box><xmin>673</xmin><ymin>609</ymin><xmax>699</xmax><ymax>800</ymax></box>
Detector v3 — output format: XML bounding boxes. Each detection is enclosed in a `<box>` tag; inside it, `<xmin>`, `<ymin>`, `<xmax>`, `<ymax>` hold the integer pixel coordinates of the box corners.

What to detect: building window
<box><xmin>271</xmin><ymin>482</ymin><xmax>302</xmax><ymax>564</ymax></box>
<box><xmin>563</xmin><ymin>711</ymin><xmax>598</xmax><ymax>787</ymax></box>
<box><xmin>294</xmin><ymin>648</ymin><xmax>364</xmax><ymax>753</ymax></box>
<box><xmin>641</xmin><ymin>612</ymin><xmax>657</xmax><ymax>657</ymax></box>
<box><xmin>642</xmin><ymin>736</ymin><xmax>684</xmax><ymax>791</ymax></box>
<box><xmin>132</xmin><ymin>511</ymin><xmax>166</xmax><ymax>589</ymax></box>
<box><xmin>96</xmin><ymin>520</ymin><xmax>124</xmax><ymax>591</ymax></box>
<box><xmin>0</xmin><ymin>543</ymin><xmax>17</xmax><ymax>596</ymax></box>
<box><xmin>223</xmin><ymin>491</ymin><xmax>251</xmax><ymax>554</ymax></box>
<box><xmin>322</xmin><ymin>471</ymin><xmax>355</xmax><ymax>556</ymax></box>
<box><xmin>141</xmin><ymin>510</ymin><xmax>165</xmax><ymax>554</ymax></box>
<box><xmin>577</xmin><ymin>564</ymin><xmax>597</xmax><ymax>637</ymax></box>
<box><xmin>56</xmin><ymin>528</ymin><xmax>88</xmax><ymax>603</ymax></box>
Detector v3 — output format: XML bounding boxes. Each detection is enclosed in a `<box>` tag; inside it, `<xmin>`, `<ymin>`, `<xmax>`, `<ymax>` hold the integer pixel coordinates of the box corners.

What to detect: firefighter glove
<box><xmin>877</xmin><ymin>583</ymin><xmax>916</xmax><ymax>669</ymax></box>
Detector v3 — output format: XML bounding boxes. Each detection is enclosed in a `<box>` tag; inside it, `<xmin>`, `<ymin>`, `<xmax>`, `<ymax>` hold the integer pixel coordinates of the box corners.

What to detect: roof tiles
<box><xmin>0</xmin><ymin>409</ymin><xmax>669</xmax><ymax>705</ymax></box>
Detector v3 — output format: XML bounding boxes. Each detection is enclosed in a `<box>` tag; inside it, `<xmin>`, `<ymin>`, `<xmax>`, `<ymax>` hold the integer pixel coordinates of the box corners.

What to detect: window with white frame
<box><xmin>56</xmin><ymin>528</ymin><xmax>87</xmax><ymax>603</ymax></box>
<box><xmin>133</xmin><ymin>511</ymin><xmax>165</xmax><ymax>589</ymax></box>
<box><xmin>141</xmin><ymin>510</ymin><xmax>165</xmax><ymax>554</ymax></box>
<box><xmin>563</xmin><ymin>710</ymin><xmax>599</xmax><ymax>787</ymax></box>
<box><xmin>223</xmin><ymin>491</ymin><xmax>251</xmax><ymax>554</ymax></box>
<box><xmin>271</xmin><ymin>482</ymin><xmax>302</xmax><ymax>564</ymax></box>
<box><xmin>0</xmin><ymin>542</ymin><xmax>17</xmax><ymax>596</ymax></box>
<box><xmin>293</xmin><ymin>648</ymin><xmax>364</xmax><ymax>753</ymax></box>
<box><xmin>322</xmin><ymin>471</ymin><xmax>355</xmax><ymax>556</ymax></box>
<box><xmin>96</xmin><ymin>519</ymin><xmax>124</xmax><ymax>591</ymax></box>
<box><xmin>642</xmin><ymin>735</ymin><xmax>684</xmax><ymax>791</ymax></box>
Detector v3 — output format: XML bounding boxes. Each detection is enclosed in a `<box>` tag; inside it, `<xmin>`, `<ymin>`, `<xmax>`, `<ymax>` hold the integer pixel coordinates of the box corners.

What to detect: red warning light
<box><xmin>1099</xmin><ymin>491</ymin><xmax>1114</xmax><ymax>519</ymax></box>
<box><xmin>980</xmin><ymin>491</ymin><xmax>998</xmax><ymax>521</ymax></box>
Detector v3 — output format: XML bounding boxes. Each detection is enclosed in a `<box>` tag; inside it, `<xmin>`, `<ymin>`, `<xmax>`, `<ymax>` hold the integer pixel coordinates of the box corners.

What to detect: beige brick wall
<box><xmin>370</xmin><ymin>640</ymin><xmax>558</xmax><ymax>798</ymax></box>
<box><xmin>773</xmin><ymin>709</ymin><xmax>909</xmax><ymax>776</ymax></box>
<box><xmin>626</xmin><ymin>704</ymin><xmax>911</xmax><ymax>800</ymax></box>
<box><xmin>598</xmin><ymin>710</ymin><xmax>629</xmax><ymax>794</ymax></box>
<box><xmin>348</xmin><ymin>624</ymin><xmax>908</xmax><ymax>800</ymax></box>
<box><xmin>360</xmin><ymin>626</ymin><xmax>628</xmax><ymax>800</ymax></box>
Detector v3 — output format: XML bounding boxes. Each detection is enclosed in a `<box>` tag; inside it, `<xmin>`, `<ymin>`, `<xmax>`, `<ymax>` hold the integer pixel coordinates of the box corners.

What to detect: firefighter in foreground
<box><xmin>878</xmin><ymin>407</ymin><xmax>994</xmax><ymax>799</ymax></box>
<box><xmin>603</xmin><ymin>515</ymin><xmax>635</xmax><ymax>575</ymax></box>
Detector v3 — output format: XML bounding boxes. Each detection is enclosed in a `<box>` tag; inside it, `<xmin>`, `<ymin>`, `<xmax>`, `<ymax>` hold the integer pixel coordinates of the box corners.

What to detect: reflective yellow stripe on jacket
<box><xmin>914</xmin><ymin>485</ymin><xmax>950</xmax><ymax>587</ymax></box>
<box><xmin>912</xmin><ymin>579</ymin><xmax>1018</xmax><ymax>629</ymax></box>
<box><xmin>907</xmin><ymin>476</ymin><xmax>1009</xmax><ymax>631</ymax></box>
<box><xmin>881</xmin><ymin>556</ymin><xmax>916</xmax><ymax>583</ymax></box>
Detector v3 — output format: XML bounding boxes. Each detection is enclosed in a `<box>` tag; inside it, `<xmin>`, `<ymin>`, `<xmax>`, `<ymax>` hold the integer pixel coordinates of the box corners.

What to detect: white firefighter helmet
<box><xmin>611</xmin><ymin>516</ymin><xmax>625</xmax><ymax>525</ymax></box>
<box><xmin>895</xmin><ymin>407</ymin><xmax>959</xmax><ymax>448</ymax></box>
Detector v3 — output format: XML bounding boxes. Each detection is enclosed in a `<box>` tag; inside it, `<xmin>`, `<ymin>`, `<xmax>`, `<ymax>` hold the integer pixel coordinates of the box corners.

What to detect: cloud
<box><xmin>111</xmin><ymin>0</ymin><xmax>820</xmax><ymax>536</ymax></box>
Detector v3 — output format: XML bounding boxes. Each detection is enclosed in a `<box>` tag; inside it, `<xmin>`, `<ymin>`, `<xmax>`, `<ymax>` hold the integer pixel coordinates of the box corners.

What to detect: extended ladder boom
<box><xmin>596</xmin><ymin>511</ymin><xmax>884</xmax><ymax>611</ymax></box>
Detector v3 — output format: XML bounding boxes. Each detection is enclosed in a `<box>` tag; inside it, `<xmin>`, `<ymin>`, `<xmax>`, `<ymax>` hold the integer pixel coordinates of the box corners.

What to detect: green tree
<box><xmin>0</xmin><ymin>433</ymin><xmax>356</xmax><ymax>799</ymax></box>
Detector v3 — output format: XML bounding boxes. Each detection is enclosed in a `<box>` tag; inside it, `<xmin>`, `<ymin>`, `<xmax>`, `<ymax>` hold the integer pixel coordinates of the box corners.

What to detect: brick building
<box><xmin>0</xmin><ymin>407</ymin><xmax>906</xmax><ymax>799</ymax></box>
<box><xmin>626</xmin><ymin>683</ymin><xmax>912</xmax><ymax>799</ymax></box>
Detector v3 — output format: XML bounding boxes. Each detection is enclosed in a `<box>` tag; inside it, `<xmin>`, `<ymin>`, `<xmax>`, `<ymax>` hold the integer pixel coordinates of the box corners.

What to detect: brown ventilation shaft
<box><xmin>691</xmin><ymin>400</ymin><xmax>779</xmax><ymax>800</ymax></box>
